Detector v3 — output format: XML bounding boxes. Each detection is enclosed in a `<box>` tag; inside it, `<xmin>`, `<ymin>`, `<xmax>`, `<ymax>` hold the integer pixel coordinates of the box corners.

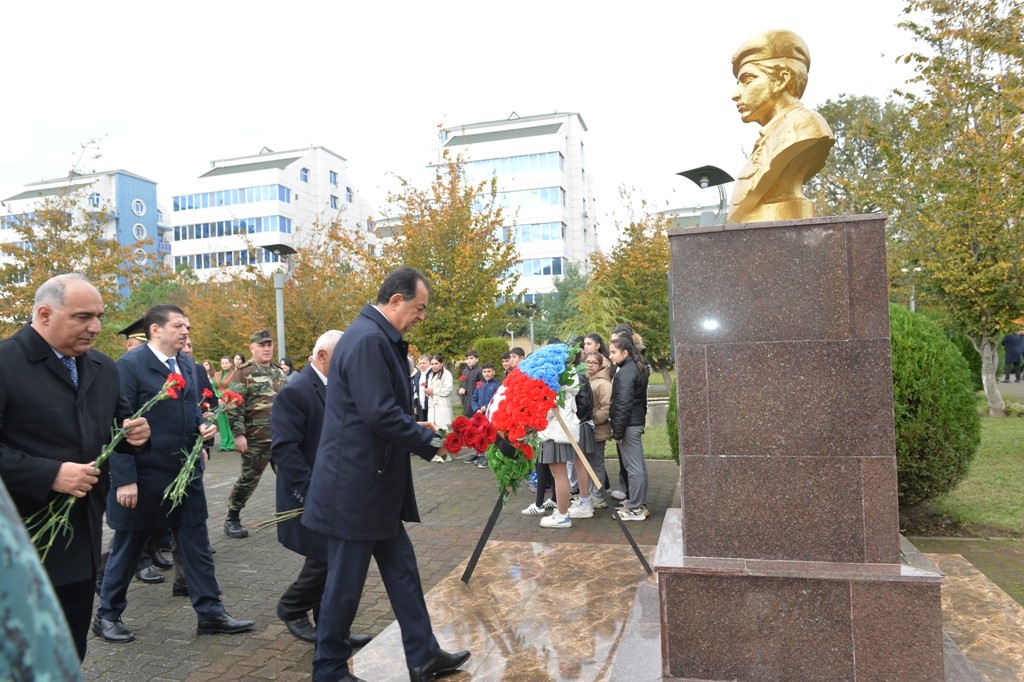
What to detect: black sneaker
<box><xmin>224</xmin><ymin>517</ymin><xmax>249</xmax><ymax>539</ymax></box>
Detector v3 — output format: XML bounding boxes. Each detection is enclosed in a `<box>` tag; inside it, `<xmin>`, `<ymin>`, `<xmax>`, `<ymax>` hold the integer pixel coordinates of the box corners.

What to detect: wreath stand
<box><xmin>461</xmin><ymin>412</ymin><xmax>653</xmax><ymax>584</ymax></box>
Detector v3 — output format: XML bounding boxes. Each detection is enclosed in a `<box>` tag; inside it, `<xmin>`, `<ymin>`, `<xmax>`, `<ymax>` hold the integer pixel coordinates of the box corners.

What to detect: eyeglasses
<box><xmin>585</xmin><ymin>361</ymin><xmax>601</xmax><ymax>366</ymax></box>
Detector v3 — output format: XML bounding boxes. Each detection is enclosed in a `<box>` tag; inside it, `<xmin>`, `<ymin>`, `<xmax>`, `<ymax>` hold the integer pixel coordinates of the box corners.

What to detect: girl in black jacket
<box><xmin>609</xmin><ymin>335</ymin><xmax>650</xmax><ymax>521</ymax></box>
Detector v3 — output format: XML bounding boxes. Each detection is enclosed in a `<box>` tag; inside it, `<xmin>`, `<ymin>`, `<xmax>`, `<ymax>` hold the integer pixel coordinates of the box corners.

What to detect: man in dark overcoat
<box><xmin>94</xmin><ymin>304</ymin><xmax>254</xmax><ymax>642</ymax></box>
<box><xmin>303</xmin><ymin>267</ymin><xmax>470</xmax><ymax>682</ymax></box>
<box><xmin>271</xmin><ymin>328</ymin><xmax>371</xmax><ymax>648</ymax></box>
<box><xmin>0</xmin><ymin>274</ymin><xmax>150</xmax><ymax>659</ymax></box>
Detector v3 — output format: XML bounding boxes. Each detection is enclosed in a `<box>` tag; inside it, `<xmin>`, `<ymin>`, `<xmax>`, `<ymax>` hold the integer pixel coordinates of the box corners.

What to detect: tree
<box><xmin>885</xmin><ymin>0</ymin><xmax>1024</xmax><ymax>415</ymax></box>
<box><xmin>0</xmin><ymin>189</ymin><xmax>149</xmax><ymax>357</ymax></box>
<box><xmin>589</xmin><ymin>196</ymin><xmax>672</xmax><ymax>383</ymax></box>
<box><xmin>336</xmin><ymin>152</ymin><xmax>521</xmax><ymax>360</ymax></box>
<box><xmin>805</xmin><ymin>95</ymin><xmax>910</xmax><ymax>216</ymax></box>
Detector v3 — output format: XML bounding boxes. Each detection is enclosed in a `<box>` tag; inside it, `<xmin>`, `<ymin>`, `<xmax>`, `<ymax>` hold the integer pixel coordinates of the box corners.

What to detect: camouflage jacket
<box><xmin>228</xmin><ymin>360</ymin><xmax>287</xmax><ymax>441</ymax></box>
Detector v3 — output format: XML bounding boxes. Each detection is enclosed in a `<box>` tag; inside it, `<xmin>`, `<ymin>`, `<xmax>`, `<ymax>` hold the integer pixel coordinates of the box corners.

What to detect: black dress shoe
<box><xmin>172</xmin><ymin>581</ymin><xmax>189</xmax><ymax>597</ymax></box>
<box><xmin>135</xmin><ymin>565</ymin><xmax>165</xmax><ymax>583</ymax></box>
<box><xmin>281</xmin><ymin>616</ymin><xmax>316</xmax><ymax>643</ymax></box>
<box><xmin>148</xmin><ymin>548</ymin><xmax>173</xmax><ymax>569</ymax></box>
<box><xmin>92</xmin><ymin>616</ymin><xmax>135</xmax><ymax>643</ymax></box>
<box><xmin>345</xmin><ymin>632</ymin><xmax>373</xmax><ymax>648</ymax></box>
<box><xmin>197</xmin><ymin>613</ymin><xmax>255</xmax><ymax>635</ymax></box>
<box><xmin>409</xmin><ymin>649</ymin><xmax>470</xmax><ymax>682</ymax></box>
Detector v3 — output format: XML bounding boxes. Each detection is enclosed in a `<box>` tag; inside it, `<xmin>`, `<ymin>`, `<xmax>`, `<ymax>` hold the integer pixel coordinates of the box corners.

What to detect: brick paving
<box><xmin>82</xmin><ymin>450</ymin><xmax>680</xmax><ymax>680</ymax></box>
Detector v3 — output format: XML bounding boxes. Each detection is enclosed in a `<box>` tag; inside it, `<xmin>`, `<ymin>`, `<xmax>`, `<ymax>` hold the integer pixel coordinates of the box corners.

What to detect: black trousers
<box><xmin>313</xmin><ymin>527</ymin><xmax>438</xmax><ymax>681</ymax></box>
<box><xmin>278</xmin><ymin>556</ymin><xmax>328</xmax><ymax>622</ymax></box>
<box><xmin>54</xmin><ymin>578</ymin><xmax>95</xmax><ymax>661</ymax></box>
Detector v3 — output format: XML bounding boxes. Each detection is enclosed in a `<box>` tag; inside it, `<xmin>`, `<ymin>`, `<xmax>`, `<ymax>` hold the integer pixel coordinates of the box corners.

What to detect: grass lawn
<box><xmin>902</xmin><ymin>415</ymin><xmax>1024</xmax><ymax>538</ymax></box>
<box><xmin>642</xmin><ymin>423</ymin><xmax>674</xmax><ymax>460</ymax></box>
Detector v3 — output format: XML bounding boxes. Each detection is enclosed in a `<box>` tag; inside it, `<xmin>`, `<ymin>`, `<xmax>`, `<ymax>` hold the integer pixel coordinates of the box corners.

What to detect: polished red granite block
<box><xmin>681</xmin><ymin>455</ymin><xmax>879</xmax><ymax>562</ymax></box>
<box><xmin>676</xmin><ymin>338</ymin><xmax>896</xmax><ymax>458</ymax></box>
<box><xmin>669</xmin><ymin>215</ymin><xmax>889</xmax><ymax>347</ymax></box>
<box><xmin>661</xmin><ymin>572</ymin><xmax>856</xmax><ymax>680</ymax></box>
<box><xmin>851</xmin><ymin>580</ymin><xmax>945</xmax><ymax>681</ymax></box>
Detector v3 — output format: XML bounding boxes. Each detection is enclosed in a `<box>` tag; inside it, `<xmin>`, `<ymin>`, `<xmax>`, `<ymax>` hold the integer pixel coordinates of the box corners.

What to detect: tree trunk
<box><xmin>978</xmin><ymin>339</ymin><xmax>1005</xmax><ymax>416</ymax></box>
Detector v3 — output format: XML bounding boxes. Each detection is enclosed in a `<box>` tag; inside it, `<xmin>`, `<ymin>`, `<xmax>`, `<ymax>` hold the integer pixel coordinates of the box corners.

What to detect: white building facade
<box><xmin>439</xmin><ymin>112</ymin><xmax>599</xmax><ymax>302</ymax></box>
<box><xmin>167</xmin><ymin>146</ymin><xmax>375</xmax><ymax>279</ymax></box>
<box><xmin>1</xmin><ymin>170</ymin><xmax>171</xmax><ymax>272</ymax></box>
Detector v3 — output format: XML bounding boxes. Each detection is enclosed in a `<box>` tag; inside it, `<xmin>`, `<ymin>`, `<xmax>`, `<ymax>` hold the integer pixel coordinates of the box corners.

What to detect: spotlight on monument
<box><xmin>677</xmin><ymin>165</ymin><xmax>734</xmax><ymax>227</ymax></box>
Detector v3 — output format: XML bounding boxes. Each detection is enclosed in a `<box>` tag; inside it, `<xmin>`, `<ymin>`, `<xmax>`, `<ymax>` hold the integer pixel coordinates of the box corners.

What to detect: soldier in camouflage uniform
<box><xmin>224</xmin><ymin>329</ymin><xmax>287</xmax><ymax>538</ymax></box>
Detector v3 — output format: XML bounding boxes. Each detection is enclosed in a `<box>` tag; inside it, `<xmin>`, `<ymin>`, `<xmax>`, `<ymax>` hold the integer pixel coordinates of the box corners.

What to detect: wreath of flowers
<box><xmin>483</xmin><ymin>343</ymin><xmax>577</xmax><ymax>497</ymax></box>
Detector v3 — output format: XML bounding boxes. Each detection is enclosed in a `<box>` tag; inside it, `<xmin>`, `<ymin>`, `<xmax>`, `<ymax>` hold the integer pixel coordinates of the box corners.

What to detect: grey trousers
<box><xmin>618</xmin><ymin>425</ymin><xmax>648</xmax><ymax>510</ymax></box>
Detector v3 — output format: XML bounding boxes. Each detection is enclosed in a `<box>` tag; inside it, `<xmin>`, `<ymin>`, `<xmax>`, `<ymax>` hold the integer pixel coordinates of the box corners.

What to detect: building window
<box><xmin>345</xmin><ymin>186</ymin><xmax>354</xmax><ymax>203</ymax></box>
<box><xmin>132</xmin><ymin>223</ymin><xmax>147</xmax><ymax>240</ymax></box>
<box><xmin>330</xmin><ymin>195</ymin><xmax>339</xmax><ymax>209</ymax></box>
<box><xmin>329</xmin><ymin>170</ymin><xmax>338</xmax><ymax>186</ymax></box>
<box><xmin>131</xmin><ymin>199</ymin><xmax>146</xmax><ymax>216</ymax></box>
<box><xmin>133</xmin><ymin>248</ymin><xmax>148</xmax><ymax>265</ymax></box>
<box><xmin>88</xmin><ymin>193</ymin><xmax>101</xmax><ymax>209</ymax></box>
<box><xmin>300</xmin><ymin>168</ymin><xmax>309</xmax><ymax>183</ymax></box>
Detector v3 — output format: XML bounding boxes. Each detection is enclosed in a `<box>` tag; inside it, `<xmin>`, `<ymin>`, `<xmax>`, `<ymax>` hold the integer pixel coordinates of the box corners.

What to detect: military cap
<box><xmin>732</xmin><ymin>29</ymin><xmax>810</xmax><ymax>77</ymax></box>
<box><xmin>249</xmin><ymin>329</ymin><xmax>273</xmax><ymax>344</ymax></box>
<box><xmin>118</xmin><ymin>318</ymin><xmax>147</xmax><ymax>342</ymax></box>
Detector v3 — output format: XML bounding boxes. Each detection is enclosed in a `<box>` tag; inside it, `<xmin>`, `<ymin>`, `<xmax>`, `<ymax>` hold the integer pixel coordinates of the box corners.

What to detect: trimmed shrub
<box><xmin>667</xmin><ymin>376</ymin><xmax>679</xmax><ymax>463</ymax></box>
<box><xmin>947</xmin><ymin>331</ymin><xmax>983</xmax><ymax>391</ymax></box>
<box><xmin>890</xmin><ymin>304</ymin><xmax>981</xmax><ymax>508</ymax></box>
<box><xmin>470</xmin><ymin>337</ymin><xmax>510</xmax><ymax>372</ymax></box>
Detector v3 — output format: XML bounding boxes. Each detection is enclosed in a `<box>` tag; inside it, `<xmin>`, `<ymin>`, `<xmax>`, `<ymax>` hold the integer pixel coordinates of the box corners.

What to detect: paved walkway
<box><xmin>83</xmin><ymin>453</ymin><xmax>678</xmax><ymax>680</ymax></box>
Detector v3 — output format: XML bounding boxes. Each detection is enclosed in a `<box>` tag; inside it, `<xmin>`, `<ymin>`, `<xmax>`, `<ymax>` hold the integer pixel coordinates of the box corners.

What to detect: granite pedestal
<box><xmin>656</xmin><ymin>215</ymin><xmax>946</xmax><ymax>680</ymax></box>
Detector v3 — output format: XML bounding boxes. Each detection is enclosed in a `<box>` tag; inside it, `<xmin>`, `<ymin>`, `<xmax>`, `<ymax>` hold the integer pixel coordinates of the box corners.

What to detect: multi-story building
<box><xmin>1</xmin><ymin>169</ymin><xmax>171</xmax><ymax>272</ymax></box>
<box><xmin>167</xmin><ymin>146</ymin><xmax>375</xmax><ymax>279</ymax></box>
<box><xmin>438</xmin><ymin>112</ymin><xmax>599</xmax><ymax>302</ymax></box>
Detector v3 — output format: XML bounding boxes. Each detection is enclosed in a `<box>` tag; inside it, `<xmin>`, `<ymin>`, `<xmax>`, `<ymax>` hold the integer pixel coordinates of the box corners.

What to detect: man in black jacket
<box><xmin>0</xmin><ymin>274</ymin><xmax>150</xmax><ymax>659</ymax></box>
<box><xmin>271</xmin><ymin>329</ymin><xmax>371</xmax><ymax>650</ymax></box>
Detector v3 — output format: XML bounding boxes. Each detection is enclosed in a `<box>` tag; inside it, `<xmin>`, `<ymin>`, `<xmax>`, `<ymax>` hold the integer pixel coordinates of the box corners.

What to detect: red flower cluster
<box><xmin>220</xmin><ymin>390</ymin><xmax>243</xmax><ymax>407</ymax></box>
<box><xmin>165</xmin><ymin>373</ymin><xmax>186</xmax><ymax>400</ymax></box>
<box><xmin>443</xmin><ymin>413</ymin><xmax>497</xmax><ymax>454</ymax></box>
<box><xmin>489</xmin><ymin>369</ymin><xmax>556</xmax><ymax>445</ymax></box>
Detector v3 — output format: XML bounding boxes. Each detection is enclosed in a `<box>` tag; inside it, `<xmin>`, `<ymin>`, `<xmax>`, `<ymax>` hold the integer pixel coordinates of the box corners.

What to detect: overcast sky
<box><xmin>2</xmin><ymin>1</ymin><xmax>919</xmax><ymax>248</ymax></box>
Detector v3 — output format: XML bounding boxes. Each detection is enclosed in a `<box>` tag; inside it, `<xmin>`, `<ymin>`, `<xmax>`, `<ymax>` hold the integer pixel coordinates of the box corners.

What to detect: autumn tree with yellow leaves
<box><xmin>884</xmin><ymin>0</ymin><xmax>1024</xmax><ymax>415</ymax></box>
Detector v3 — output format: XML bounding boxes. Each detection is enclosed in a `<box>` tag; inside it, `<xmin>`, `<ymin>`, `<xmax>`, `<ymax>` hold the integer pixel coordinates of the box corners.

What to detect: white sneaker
<box><xmin>568</xmin><ymin>502</ymin><xmax>594</xmax><ymax>519</ymax></box>
<box><xmin>540</xmin><ymin>512</ymin><xmax>571</xmax><ymax>528</ymax></box>
<box><xmin>521</xmin><ymin>503</ymin><xmax>546</xmax><ymax>516</ymax></box>
<box><xmin>541</xmin><ymin>498</ymin><xmax>557</xmax><ymax>510</ymax></box>
<box><xmin>590</xmin><ymin>496</ymin><xmax>608</xmax><ymax>509</ymax></box>
<box><xmin>610</xmin><ymin>489</ymin><xmax>627</xmax><ymax>500</ymax></box>
<box><xmin>430</xmin><ymin>455</ymin><xmax>444</xmax><ymax>463</ymax></box>
<box><xmin>618</xmin><ymin>505</ymin><xmax>649</xmax><ymax>522</ymax></box>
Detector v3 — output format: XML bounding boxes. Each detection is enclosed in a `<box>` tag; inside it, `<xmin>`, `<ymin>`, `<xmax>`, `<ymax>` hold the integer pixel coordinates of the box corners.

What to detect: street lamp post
<box><xmin>677</xmin><ymin>165</ymin><xmax>735</xmax><ymax>226</ymax></box>
<box><xmin>262</xmin><ymin>243</ymin><xmax>297</xmax><ymax>361</ymax></box>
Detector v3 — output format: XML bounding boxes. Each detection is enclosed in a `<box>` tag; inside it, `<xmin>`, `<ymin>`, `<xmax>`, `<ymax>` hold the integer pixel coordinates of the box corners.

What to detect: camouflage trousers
<box><xmin>228</xmin><ymin>439</ymin><xmax>272</xmax><ymax>512</ymax></box>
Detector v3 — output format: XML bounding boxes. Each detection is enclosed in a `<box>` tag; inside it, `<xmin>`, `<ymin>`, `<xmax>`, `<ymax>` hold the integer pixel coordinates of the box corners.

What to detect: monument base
<box><xmin>654</xmin><ymin>510</ymin><xmax>946</xmax><ymax>681</ymax></box>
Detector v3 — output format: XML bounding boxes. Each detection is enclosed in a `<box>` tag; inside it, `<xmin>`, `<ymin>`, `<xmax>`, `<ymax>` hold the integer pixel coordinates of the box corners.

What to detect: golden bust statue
<box><xmin>728</xmin><ymin>29</ymin><xmax>836</xmax><ymax>224</ymax></box>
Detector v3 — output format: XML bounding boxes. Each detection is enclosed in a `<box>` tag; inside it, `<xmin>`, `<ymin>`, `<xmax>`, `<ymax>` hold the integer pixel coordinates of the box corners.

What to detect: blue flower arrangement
<box><xmin>517</xmin><ymin>343</ymin><xmax>569</xmax><ymax>394</ymax></box>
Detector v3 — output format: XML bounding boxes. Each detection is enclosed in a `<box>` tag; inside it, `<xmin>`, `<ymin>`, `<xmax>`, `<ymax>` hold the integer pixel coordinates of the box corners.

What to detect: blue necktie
<box><xmin>166</xmin><ymin>357</ymin><xmax>177</xmax><ymax>374</ymax></box>
<box><xmin>61</xmin><ymin>355</ymin><xmax>79</xmax><ymax>388</ymax></box>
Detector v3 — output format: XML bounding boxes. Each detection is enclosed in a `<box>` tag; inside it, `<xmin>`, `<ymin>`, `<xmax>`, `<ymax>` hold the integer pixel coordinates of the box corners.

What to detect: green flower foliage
<box><xmin>890</xmin><ymin>304</ymin><xmax>981</xmax><ymax>507</ymax></box>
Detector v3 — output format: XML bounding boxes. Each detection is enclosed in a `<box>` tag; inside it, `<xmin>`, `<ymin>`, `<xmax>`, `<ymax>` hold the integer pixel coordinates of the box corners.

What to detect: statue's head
<box><xmin>732</xmin><ymin>29</ymin><xmax>811</xmax><ymax>102</ymax></box>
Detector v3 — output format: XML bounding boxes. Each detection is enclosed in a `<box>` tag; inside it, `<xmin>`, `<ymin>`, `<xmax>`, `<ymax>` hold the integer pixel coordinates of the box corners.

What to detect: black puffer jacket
<box><xmin>609</xmin><ymin>357</ymin><xmax>648</xmax><ymax>440</ymax></box>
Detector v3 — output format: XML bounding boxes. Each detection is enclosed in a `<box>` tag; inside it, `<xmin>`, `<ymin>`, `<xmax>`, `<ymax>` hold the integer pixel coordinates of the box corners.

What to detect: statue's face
<box><xmin>733</xmin><ymin>64</ymin><xmax>777</xmax><ymax>126</ymax></box>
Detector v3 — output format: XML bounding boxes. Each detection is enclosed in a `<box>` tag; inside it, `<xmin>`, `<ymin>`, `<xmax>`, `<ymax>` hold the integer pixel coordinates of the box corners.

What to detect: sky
<box><xmin>1</xmin><ymin>1</ymin><xmax>920</xmax><ymax>250</ymax></box>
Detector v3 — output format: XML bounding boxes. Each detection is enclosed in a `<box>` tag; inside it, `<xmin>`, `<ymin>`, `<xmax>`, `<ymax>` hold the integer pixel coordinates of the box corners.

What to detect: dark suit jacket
<box><xmin>108</xmin><ymin>345</ymin><xmax>205</xmax><ymax>530</ymax></box>
<box><xmin>0</xmin><ymin>324</ymin><xmax>137</xmax><ymax>586</ymax></box>
<box><xmin>304</xmin><ymin>305</ymin><xmax>437</xmax><ymax>542</ymax></box>
<box><xmin>271</xmin><ymin>364</ymin><xmax>328</xmax><ymax>561</ymax></box>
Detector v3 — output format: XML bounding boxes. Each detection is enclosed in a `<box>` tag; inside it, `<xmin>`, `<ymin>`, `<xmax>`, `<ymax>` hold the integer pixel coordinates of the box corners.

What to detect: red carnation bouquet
<box><xmin>164</xmin><ymin>388</ymin><xmax>243</xmax><ymax>509</ymax></box>
<box><xmin>26</xmin><ymin>372</ymin><xmax>186</xmax><ymax>561</ymax></box>
<box><xmin>443</xmin><ymin>413</ymin><xmax>498</xmax><ymax>454</ymax></box>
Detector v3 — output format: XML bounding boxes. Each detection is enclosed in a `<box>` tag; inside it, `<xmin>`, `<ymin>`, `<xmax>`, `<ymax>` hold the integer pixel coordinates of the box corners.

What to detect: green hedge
<box><xmin>469</xmin><ymin>337</ymin><xmax>509</xmax><ymax>372</ymax></box>
<box><xmin>890</xmin><ymin>304</ymin><xmax>981</xmax><ymax>508</ymax></box>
